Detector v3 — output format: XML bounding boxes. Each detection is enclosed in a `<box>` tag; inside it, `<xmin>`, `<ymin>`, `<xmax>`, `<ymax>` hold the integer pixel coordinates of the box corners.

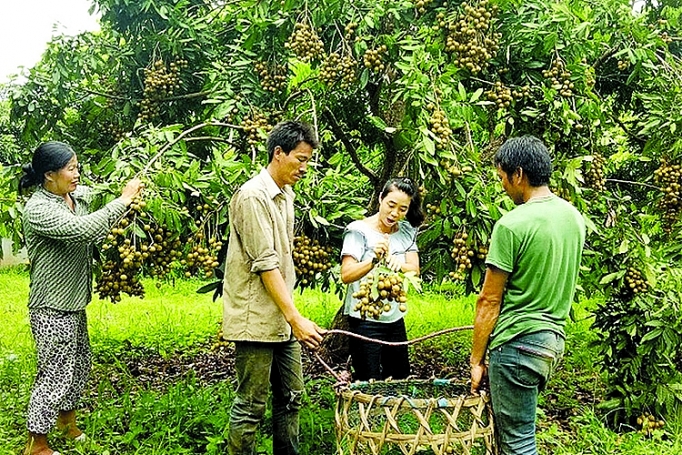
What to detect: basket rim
<box><xmin>337</xmin><ymin>377</ymin><xmax>488</xmax><ymax>407</ymax></box>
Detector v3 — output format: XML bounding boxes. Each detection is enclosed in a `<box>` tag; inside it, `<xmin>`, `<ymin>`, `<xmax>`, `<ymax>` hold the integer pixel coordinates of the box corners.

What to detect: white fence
<box><xmin>0</xmin><ymin>238</ymin><xmax>27</xmax><ymax>267</ymax></box>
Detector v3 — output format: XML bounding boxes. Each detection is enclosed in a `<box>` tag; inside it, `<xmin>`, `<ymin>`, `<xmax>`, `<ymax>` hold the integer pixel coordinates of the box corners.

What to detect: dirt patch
<box><xmin>89</xmin><ymin>338</ymin><xmax>601</xmax><ymax>432</ymax></box>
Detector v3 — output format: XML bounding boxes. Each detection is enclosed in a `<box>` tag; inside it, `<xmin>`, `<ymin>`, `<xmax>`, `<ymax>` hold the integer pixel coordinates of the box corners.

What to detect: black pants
<box><xmin>347</xmin><ymin>317</ymin><xmax>410</xmax><ymax>381</ymax></box>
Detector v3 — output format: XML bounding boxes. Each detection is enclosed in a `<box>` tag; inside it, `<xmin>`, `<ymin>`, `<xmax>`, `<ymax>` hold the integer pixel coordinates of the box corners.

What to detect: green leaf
<box><xmin>618</xmin><ymin>239</ymin><xmax>629</xmax><ymax>254</ymax></box>
<box><xmin>599</xmin><ymin>271</ymin><xmax>624</xmax><ymax>285</ymax></box>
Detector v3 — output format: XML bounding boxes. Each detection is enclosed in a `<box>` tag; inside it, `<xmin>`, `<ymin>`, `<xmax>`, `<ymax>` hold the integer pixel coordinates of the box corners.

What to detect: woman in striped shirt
<box><xmin>20</xmin><ymin>141</ymin><xmax>142</xmax><ymax>455</ymax></box>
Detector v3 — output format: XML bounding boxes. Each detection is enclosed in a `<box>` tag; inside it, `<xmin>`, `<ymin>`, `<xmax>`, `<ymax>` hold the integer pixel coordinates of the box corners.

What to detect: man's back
<box><xmin>485</xmin><ymin>195</ymin><xmax>586</xmax><ymax>349</ymax></box>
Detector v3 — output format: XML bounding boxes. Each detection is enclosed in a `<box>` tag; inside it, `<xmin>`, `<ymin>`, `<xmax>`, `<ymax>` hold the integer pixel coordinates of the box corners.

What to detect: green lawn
<box><xmin>0</xmin><ymin>266</ymin><xmax>680</xmax><ymax>454</ymax></box>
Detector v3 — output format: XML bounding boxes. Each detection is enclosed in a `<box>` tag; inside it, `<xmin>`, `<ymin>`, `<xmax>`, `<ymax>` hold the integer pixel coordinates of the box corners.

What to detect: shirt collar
<box><xmin>259</xmin><ymin>168</ymin><xmax>294</xmax><ymax>200</ymax></box>
<box><xmin>37</xmin><ymin>185</ymin><xmax>84</xmax><ymax>202</ymax></box>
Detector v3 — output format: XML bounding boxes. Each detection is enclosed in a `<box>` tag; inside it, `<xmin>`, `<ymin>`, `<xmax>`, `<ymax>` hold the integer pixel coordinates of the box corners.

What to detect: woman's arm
<box><xmin>340</xmin><ymin>255</ymin><xmax>375</xmax><ymax>284</ymax></box>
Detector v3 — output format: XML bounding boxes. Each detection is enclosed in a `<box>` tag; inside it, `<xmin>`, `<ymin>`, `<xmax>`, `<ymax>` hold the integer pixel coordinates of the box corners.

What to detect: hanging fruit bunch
<box><xmin>427</xmin><ymin>103</ymin><xmax>452</xmax><ymax>151</ymax></box>
<box><xmin>583</xmin><ymin>154</ymin><xmax>606</xmax><ymax>191</ymax></box>
<box><xmin>254</xmin><ymin>61</ymin><xmax>288</xmax><ymax>93</ymax></box>
<box><xmin>448</xmin><ymin>231</ymin><xmax>488</xmax><ymax>281</ymax></box>
<box><xmin>181</xmin><ymin>194</ymin><xmax>225</xmax><ymax>279</ymax></box>
<box><xmin>241</xmin><ymin>110</ymin><xmax>272</xmax><ymax>147</ymax></box>
<box><xmin>293</xmin><ymin>234</ymin><xmax>334</xmax><ymax>289</ymax></box>
<box><xmin>96</xmin><ymin>195</ymin><xmax>184</xmax><ymax>302</ymax></box>
<box><xmin>619</xmin><ymin>266</ymin><xmax>649</xmax><ymax>300</ymax></box>
<box><xmin>415</xmin><ymin>0</ymin><xmax>434</xmax><ymax>15</ymax></box>
<box><xmin>320</xmin><ymin>52</ymin><xmax>357</xmax><ymax>91</ymax></box>
<box><xmin>439</xmin><ymin>159</ymin><xmax>473</xmax><ymax>181</ymax></box>
<box><xmin>445</xmin><ymin>0</ymin><xmax>501</xmax><ymax>74</ymax></box>
<box><xmin>485</xmin><ymin>81</ymin><xmax>513</xmax><ymax>111</ymax></box>
<box><xmin>344</xmin><ymin>21</ymin><xmax>358</xmax><ymax>40</ymax></box>
<box><xmin>138</xmin><ymin>58</ymin><xmax>188</xmax><ymax>122</ymax></box>
<box><xmin>351</xmin><ymin>264</ymin><xmax>421</xmax><ymax>320</ymax></box>
<box><xmin>653</xmin><ymin>159</ymin><xmax>682</xmax><ymax>233</ymax></box>
<box><xmin>363</xmin><ymin>45</ymin><xmax>387</xmax><ymax>74</ymax></box>
<box><xmin>511</xmin><ymin>84</ymin><xmax>532</xmax><ymax>102</ymax></box>
<box><xmin>637</xmin><ymin>413</ymin><xmax>665</xmax><ymax>435</ymax></box>
<box><xmin>542</xmin><ymin>58</ymin><xmax>574</xmax><ymax>98</ymax></box>
<box><xmin>285</xmin><ymin>21</ymin><xmax>324</xmax><ymax>62</ymax></box>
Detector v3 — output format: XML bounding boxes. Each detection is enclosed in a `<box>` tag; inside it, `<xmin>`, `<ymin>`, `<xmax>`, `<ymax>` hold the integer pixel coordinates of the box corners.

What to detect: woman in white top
<box><xmin>340</xmin><ymin>177</ymin><xmax>424</xmax><ymax>380</ymax></box>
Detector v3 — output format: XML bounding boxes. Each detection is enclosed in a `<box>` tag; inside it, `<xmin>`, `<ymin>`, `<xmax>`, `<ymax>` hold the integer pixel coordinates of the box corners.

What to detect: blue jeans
<box><xmin>348</xmin><ymin>317</ymin><xmax>410</xmax><ymax>381</ymax></box>
<box><xmin>228</xmin><ymin>340</ymin><xmax>304</xmax><ymax>455</ymax></box>
<box><xmin>488</xmin><ymin>331</ymin><xmax>565</xmax><ymax>455</ymax></box>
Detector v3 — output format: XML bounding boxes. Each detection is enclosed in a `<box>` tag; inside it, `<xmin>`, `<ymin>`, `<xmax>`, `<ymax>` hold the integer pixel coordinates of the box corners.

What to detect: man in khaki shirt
<box><xmin>223</xmin><ymin>120</ymin><xmax>325</xmax><ymax>455</ymax></box>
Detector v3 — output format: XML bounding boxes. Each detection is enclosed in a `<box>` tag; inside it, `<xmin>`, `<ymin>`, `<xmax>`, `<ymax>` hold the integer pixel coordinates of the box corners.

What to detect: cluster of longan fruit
<box><xmin>449</xmin><ymin>232</ymin><xmax>472</xmax><ymax>281</ymax></box>
<box><xmin>293</xmin><ymin>234</ymin><xmax>334</xmax><ymax>289</ymax></box>
<box><xmin>138</xmin><ymin>59</ymin><xmax>188</xmax><ymax>122</ymax></box>
<box><xmin>445</xmin><ymin>0</ymin><xmax>501</xmax><ymax>74</ymax></box>
<box><xmin>427</xmin><ymin>104</ymin><xmax>452</xmax><ymax>150</ymax></box>
<box><xmin>439</xmin><ymin>159</ymin><xmax>473</xmax><ymax>179</ymax></box>
<box><xmin>426</xmin><ymin>203</ymin><xmax>442</xmax><ymax>218</ymax></box>
<box><xmin>144</xmin><ymin>227</ymin><xmax>184</xmax><ymax>279</ymax></box>
<box><xmin>583</xmin><ymin>154</ymin><xmax>606</xmax><ymax>191</ymax></box>
<box><xmin>617</xmin><ymin>59</ymin><xmax>630</xmax><ymax>71</ymax></box>
<box><xmin>653</xmin><ymin>160</ymin><xmax>682</xmax><ymax>232</ymax></box>
<box><xmin>352</xmin><ymin>273</ymin><xmax>407</xmax><ymax>320</ymax></box>
<box><xmin>363</xmin><ymin>45</ymin><xmax>387</xmax><ymax>73</ymax></box>
<box><xmin>511</xmin><ymin>85</ymin><xmax>532</xmax><ymax>101</ymax></box>
<box><xmin>344</xmin><ymin>22</ymin><xmax>358</xmax><ymax>40</ymax></box>
<box><xmin>241</xmin><ymin>111</ymin><xmax>272</xmax><ymax>147</ymax></box>
<box><xmin>485</xmin><ymin>81</ymin><xmax>513</xmax><ymax>110</ymax></box>
<box><xmin>622</xmin><ymin>267</ymin><xmax>649</xmax><ymax>298</ymax></box>
<box><xmin>182</xmin><ymin>237</ymin><xmax>222</xmax><ymax>279</ymax></box>
<box><xmin>542</xmin><ymin>60</ymin><xmax>574</xmax><ymax>98</ymax></box>
<box><xmin>285</xmin><ymin>22</ymin><xmax>324</xmax><ymax>62</ymax></box>
<box><xmin>255</xmin><ymin>61</ymin><xmax>288</xmax><ymax>93</ymax></box>
<box><xmin>96</xmin><ymin>198</ymin><xmax>182</xmax><ymax>302</ymax></box>
<box><xmin>320</xmin><ymin>53</ymin><xmax>357</xmax><ymax>90</ymax></box>
<box><xmin>637</xmin><ymin>413</ymin><xmax>665</xmax><ymax>434</ymax></box>
<box><xmin>414</xmin><ymin>0</ymin><xmax>434</xmax><ymax>15</ymax></box>
<box><xmin>211</xmin><ymin>329</ymin><xmax>231</xmax><ymax>351</ymax></box>
<box><xmin>102</xmin><ymin>120</ymin><xmax>125</xmax><ymax>143</ymax></box>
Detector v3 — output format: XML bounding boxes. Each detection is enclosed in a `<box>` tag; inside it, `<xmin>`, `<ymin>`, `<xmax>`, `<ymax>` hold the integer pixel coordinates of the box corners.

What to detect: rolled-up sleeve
<box><xmin>232</xmin><ymin>194</ymin><xmax>280</xmax><ymax>273</ymax></box>
<box><xmin>341</xmin><ymin>228</ymin><xmax>367</xmax><ymax>262</ymax></box>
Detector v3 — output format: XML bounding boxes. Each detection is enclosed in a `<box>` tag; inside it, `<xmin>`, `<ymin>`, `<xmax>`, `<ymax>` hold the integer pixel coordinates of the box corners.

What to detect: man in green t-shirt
<box><xmin>469</xmin><ymin>136</ymin><xmax>586</xmax><ymax>455</ymax></box>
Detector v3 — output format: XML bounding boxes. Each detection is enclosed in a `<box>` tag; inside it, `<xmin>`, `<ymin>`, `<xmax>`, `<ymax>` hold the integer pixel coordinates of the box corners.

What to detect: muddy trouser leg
<box><xmin>228</xmin><ymin>341</ymin><xmax>276</xmax><ymax>455</ymax></box>
<box><xmin>271</xmin><ymin>341</ymin><xmax>303</xmax><ymax>455</ymax></box>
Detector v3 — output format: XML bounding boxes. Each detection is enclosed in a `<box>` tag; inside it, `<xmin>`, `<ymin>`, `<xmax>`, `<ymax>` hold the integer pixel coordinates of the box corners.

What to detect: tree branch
<box><xmin>605</xmin><ymin>178</ymin><xmax>661</xmax><ymax>190</ymax></box>
<box><xmin>81</xmin><ymin>89</ymin><xmax>211</xmax><ymax>103</ymax></box>
<box><xmin>322</xmin><ymin>108</ymin><xmax>377</xmax><ymax>183</ymax></box>
<box><xmin>137</xmin><ymin>121</ymin><xmax>242</xmax><ymax>176</ymax></box>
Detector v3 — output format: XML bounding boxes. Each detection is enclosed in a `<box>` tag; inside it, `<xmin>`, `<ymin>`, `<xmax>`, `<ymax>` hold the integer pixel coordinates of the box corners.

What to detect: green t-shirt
<box><xmin>486</xmin><ymin>195</ymin><xmax>586</xmax><ymax>350</ymax></box>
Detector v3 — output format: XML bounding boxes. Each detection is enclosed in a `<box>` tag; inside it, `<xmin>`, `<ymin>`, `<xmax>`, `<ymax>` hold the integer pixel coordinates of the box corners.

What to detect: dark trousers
<box><xmin>228</xmin><ymin>340</ymin><xmax>304</xmax><ymax>455</ymax></box>
<box><xmin>348</xmin><ymin>317</ymin><xmax>410</xmax><ymax>381</ymax></box>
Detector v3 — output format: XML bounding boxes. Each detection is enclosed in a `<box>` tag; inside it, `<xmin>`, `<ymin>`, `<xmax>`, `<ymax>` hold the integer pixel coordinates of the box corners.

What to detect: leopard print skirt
<box><xmin>27</xmin><ymin>308</ymin><xmax>91</xmax><ymax>434</ymax></box>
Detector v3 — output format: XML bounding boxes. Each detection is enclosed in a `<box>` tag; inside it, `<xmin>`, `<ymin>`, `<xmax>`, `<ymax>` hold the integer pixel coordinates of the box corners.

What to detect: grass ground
<box><xmin>0</xmin><ymin>266</ymin><xmax>680</xmax><ymax>454</ymax></box>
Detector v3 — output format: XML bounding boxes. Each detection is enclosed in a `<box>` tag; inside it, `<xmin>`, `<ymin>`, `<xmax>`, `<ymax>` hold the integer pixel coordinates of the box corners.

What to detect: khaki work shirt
<box><xmin>222</xmin><ymin>169</ymin><xmax>296</xmax><ymax>342</ymax></box>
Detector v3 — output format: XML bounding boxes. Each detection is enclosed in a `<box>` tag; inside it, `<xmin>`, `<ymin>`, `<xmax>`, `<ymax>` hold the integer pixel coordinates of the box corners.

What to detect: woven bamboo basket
<box><xmin>334</xmin><ymin>378</ymin><xmax>494</xmax><ymax>455</ymax></box>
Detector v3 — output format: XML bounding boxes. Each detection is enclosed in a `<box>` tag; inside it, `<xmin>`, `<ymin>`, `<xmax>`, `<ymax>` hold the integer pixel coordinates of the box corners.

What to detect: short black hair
<box><xmin>20</xmin><ymin>141</ymin><xmax>75</xmax><ymax>189</ymax></box>
<box><xmin>494</xmin><ymin>135</ymin><xmax>552</xmax><ymax>187</ymax></box>
<box><xmin>267</xmin><ymin>121</ymin><xmax>319</xmax><ymax>162</ymax></box>
<box><xmin>380</xmin><ymin>177</ymin><xmax>425</xmax><ymax>227</ymax></box>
